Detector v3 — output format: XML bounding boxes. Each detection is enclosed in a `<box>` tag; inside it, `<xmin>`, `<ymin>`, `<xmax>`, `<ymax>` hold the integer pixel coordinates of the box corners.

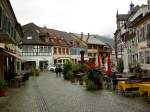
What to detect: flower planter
<box><xmin>0</xmin><ymin>90</ymin><xmax>7</xmax><ymax>97</ymax></box>
<box><xmin>79</xmin><ymin>80</ymin><xmax>83</xmax><ymax>85</ymax></box>
<box><xmin>71</xmin><ymin>79</ymin><xmax>75</xmax><ymax>83</ymax></box>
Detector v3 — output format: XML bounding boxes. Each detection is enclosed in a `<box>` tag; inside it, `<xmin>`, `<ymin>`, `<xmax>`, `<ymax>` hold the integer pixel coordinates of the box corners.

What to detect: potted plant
<box><xmin>0</xmin><ymin>79</ymin><xmax>8</xmax><ymax>97</ymax></box>
<box><xmin>66</xmin><ymin>71</ymin><xmax>75</xmax><ymax>83</ymax></box>
<box><xmin>63</xmin><ymin>62</ymin><xmax>72</xmax><ymax>80</ymax></box>
<box><xmin>79</xmin><ymin>78</ymin><xmax>83</xmax><ymax>85</ymax></box>
<box><xmin>82</xmin><ymin>73</ymin><xmax>88</xmax><ymax>85</ymax></box>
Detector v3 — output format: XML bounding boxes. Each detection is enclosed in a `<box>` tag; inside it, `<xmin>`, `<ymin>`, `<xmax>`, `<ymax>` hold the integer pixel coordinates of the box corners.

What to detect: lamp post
<box><xmin>80</xmin><ymin>50</ymin><xmax>85</xmax><ymax>64</ymax></box>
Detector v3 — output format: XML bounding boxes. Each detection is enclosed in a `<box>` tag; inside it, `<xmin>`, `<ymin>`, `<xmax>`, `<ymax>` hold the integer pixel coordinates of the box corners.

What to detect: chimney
<box><xmin>87</xmin><ymin>33</ymin><xmax>90</xmax><ymax>42</ymax></box>
<box><xmin>81</xmin><ymin>32</ymin><xmax>83</xmax><ymax>40</ymax></box>
<box><xmin>148</xmin><ymin>0</ymin><xmax>150</xmax><ymax>10</ymax></box>
<box><xmin>130</xmin><ymin>2</ymin><xmax>134</xmax><ymax>13</ymax></box>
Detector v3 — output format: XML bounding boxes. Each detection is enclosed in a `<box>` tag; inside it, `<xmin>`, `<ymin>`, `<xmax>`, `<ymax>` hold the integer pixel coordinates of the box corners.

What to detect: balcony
<box><xmin>0</xmin><ymin>7</ymin><xmax>16</xmax><ymax>44</ymax></box>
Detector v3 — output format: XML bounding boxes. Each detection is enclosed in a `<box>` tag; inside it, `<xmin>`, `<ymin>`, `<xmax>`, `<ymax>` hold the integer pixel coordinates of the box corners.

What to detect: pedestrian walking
<box><xmin>58</xmin><ymin>67</ymin><xmax>62</xmax><ymax>77</ymax></box>
<box><xmin>55</xmin><ymin>67</ymin><xmax>59</xmax><ymax>77</ymax></box>
<box><xmin>111</xmin><ymin>72</ymin><xmax>117</xmax><ymax>90</ymax></box>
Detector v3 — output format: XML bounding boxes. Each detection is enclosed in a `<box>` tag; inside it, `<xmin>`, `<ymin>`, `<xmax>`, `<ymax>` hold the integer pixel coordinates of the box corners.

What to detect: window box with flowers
<box><xmin>0</xmin><ymin>79</ymin><xmax>8</xmax><ymax>97</ymax></box>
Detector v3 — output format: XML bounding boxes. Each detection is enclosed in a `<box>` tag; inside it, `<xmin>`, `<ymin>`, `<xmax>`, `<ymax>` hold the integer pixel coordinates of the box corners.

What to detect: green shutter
<box><xmin>0</xmin><ymin>7</ymin><xmax>2</xmax><ymax>29</ymax></box>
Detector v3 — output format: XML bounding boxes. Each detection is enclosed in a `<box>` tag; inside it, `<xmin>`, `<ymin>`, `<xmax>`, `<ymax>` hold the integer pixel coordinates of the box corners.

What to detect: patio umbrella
<box><xmin>107</xmin><ymin>54</ymin><xmax>112</xmax><ymax>77</ymax></box>
<box><xmin>98</xmin><ymin>53</ymin><xmax>101</xmax><ymax>70</ymax></box>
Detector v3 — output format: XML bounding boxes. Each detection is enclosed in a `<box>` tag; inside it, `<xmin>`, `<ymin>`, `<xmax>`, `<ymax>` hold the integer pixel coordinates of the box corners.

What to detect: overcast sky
<box><xmin>10</xmin><ymin>0</ymin><xmax>147</xmax><ymax>37</ymax></box>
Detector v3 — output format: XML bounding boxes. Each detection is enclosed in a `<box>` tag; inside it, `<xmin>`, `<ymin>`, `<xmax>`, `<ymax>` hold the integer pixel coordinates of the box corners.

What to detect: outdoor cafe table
<box><xmin>117</xmin><ymin>81</ymin><xmax>150</xmax><ymax>92</ymax></box>
<box><xmin>75</xmin><ymin>73</ymin><xmax>84</xmax><ymax>81</ymax></box>
<box><xmin>117</xmin><ymin>78</ymin><xmax>128</xmax><ymax>81</ymax></box>
<box><xmin>14</xmin><ymin>75</ymin><xmax>23</xmax><ymax>87</ymax></box>
<box><xmin>139</xmin><ymin>84</ymin><xmax>150</xmax><ymax>97</ymax></box>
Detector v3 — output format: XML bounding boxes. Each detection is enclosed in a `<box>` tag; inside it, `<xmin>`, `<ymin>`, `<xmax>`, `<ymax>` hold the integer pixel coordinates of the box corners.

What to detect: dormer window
<box><xmin>36</xmin><ymin>30</ymin><xmax>40</xmax><ymax>33</ymax></box>
<box><xmin>27</xmin><ymin>36</ymin><xmax>32</xmax><ymax>40</ymax></box>
<box><xmin>59</xmin><ymin>39</ymin><xmax>62</xmax><ymax>43</ymax></box>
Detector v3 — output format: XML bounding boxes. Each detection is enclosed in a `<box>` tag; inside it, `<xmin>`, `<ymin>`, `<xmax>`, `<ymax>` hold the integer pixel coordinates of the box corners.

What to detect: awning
<box><xmin>0</xmin><ymin>48</ymin><xmax>26</xmax><ymax>62</ymax></box>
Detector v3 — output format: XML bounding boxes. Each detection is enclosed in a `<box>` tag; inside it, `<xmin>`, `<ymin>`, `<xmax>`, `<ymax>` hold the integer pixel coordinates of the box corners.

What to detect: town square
<box><xmin>0</xmin><ymin>0</ymin><xmax>150</xmax><ymax>112</ymax></box>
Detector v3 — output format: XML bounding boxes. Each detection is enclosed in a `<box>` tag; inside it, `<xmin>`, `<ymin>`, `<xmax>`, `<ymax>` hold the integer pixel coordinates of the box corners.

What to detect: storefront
<box><xmin>0</xmin><ymin>48</ymin><xmax>24</xmax><ymax>80</ymax></box>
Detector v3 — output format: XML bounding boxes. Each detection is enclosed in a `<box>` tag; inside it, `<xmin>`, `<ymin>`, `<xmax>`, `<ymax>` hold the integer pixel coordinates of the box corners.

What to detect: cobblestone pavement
<box><xmin>0</xmin><ymin>71</ymin><xmax>150</xmax><ymax>112</ymax></box>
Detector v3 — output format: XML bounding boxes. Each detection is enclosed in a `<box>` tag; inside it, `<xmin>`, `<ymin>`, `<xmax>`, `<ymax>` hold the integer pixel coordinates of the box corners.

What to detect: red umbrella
<box><xmin>107</xmin><ymin>54</ymin><xmax>112</xmax><ymax>77</ymax></box>
<box><xmin>98</xmin><ymin>53</ymin><xmax>101</xmax><ymax>70</ymax></box>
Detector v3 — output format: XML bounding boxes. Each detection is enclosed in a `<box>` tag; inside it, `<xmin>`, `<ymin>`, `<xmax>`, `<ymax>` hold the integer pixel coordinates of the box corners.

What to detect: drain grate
<box><xmin>33</xmin><ymin>80</ymin><xmax>50</xmax><ymax>112</ymax></box>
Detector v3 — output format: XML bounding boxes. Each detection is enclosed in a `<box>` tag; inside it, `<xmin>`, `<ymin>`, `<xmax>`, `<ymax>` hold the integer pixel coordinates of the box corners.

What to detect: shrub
<box><xmin>30</xmin><ymin>67</ymin><xmax>36</xmax><ymax>76</ymax></box>
<box><xmin>66</xmin><ymin>71</ymin><xmax>74</xmax><ymax>80</ymax></box>
<box><xmin>82</xmin><ymin>73</ymin><xmax>88</xmax><ymax>81</ymax></box>
<box><xmin>82</xmin><ymin>73</ymin><xmax>89</xmax><ymax>85</ymax></box>
<box><xmin>72</xmin><ymin>64</ymin><xmax>80</xmax><ymax>73</ymax></box>
<box><xmin>30</xmin><ymin>68</ymin><xmax>40</xmax><ymax>76</ymax></box>
<box><xmin>134</xmin><ymin>63</ymin><xmax>142</xmax><ymax>73</ymax></box>
<box><xmin>80</xmin><ymin>64</ymin><xmax>88</xmax><ymax>73</ymax></box>
<box><xmin>63</xmin><ymin>62</ymin><xmax>72</xmax><ymax>79</ymax></box>
<box><xmin>35</xmin><ymin>69</ymin><xmax>40</xmax><ymax>76</ymax></box>
<box><xmin>134</xmin><ymin>63</ymin><xmax>143</xmax><ymax>78</ymax></box>
<box><xmin>0</xmin><ymin>79</ymin><xmax>8</xmax><ymax>90</ymax></box>
<box><xmin>86</xmin><ymin>80</ymin><xmax>98</xmax><ymax>91</ymax></box>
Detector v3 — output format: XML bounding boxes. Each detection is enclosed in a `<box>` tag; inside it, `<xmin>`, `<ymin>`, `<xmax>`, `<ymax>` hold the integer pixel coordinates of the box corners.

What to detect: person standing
<box><xmin>58</xmin><ymin>67</ymin><xmax>62</xmax><ymax>77</ymax></box>
<box><xmin>111</xmin><ymin>72</ymin><xmax>117</xmax><ymax>90</ymax></box>
<box><xmin>55</xmin><ymin>67</ymin><xmax>59</xmax><ymax>77</ymax></box>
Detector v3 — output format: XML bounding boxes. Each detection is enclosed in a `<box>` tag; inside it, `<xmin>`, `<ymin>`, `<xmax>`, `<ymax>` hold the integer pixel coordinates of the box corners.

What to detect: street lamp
<box><xmin>80</xmin><ymin>49</ymin><xmax>85</xmax><ymax>64</ymax></box>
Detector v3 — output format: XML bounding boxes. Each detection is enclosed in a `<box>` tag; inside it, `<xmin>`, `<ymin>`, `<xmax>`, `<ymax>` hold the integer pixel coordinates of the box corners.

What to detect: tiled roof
<box><xmin>22</xmin><ymin>23</ymin><xmax>46</xmax><ymax>45</ymax></box>
<box><xmin>39</xmin><ymin>28</ymin><xmax>70</xmax><ymax>47</ymax></box>
<box><xmin>22</xmin><ymin>23</ymin><xmax>71</xmax><ymax>47</ymax></box>
<box><xmin>75</xmin><ymin>34</ymin><xmax>106</xmax><ymax>45</ymax></box>
<box><xmin>87</xmin><ymin>35</ymin><xmax>106</xmax><ymax>45</ymax></box>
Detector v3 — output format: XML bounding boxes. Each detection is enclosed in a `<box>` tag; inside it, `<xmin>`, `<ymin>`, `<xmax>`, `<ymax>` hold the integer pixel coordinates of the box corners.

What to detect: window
<box><xmin>88</xmin><ymin>44</ymin><xmax>92</xmax><ymax>49</ymax></box>
<box><xmin>22</xmin><ymin>46</ymin><xmax>28</xmax><ymax>52</ymax></box>
<box><xmin>139</xmin><ymin>28</ymin><xmax>145</xmax><ymax>42</ymax></box>
<box><xmin>139</xmin><ymin>52</ymin><xmax>144</xmax><ymax>63</ymax></box>
<box><xmin>51</xmin><ymin>39</ymin><xmax>54</xmax><ymax>42</ymax></box>
<box><xmin>48</xmin><ymin>46</ymin><xmax>51</xmax><ymax>52</ymax></box>
<box><xmin>54</xmin><ymin>47</ymin><xmax>57</xmax><ymax>54</ymax></box>
<box><xmin>40</xmin><ymin>46</ymin><xmax>43</xmax><ymax>52</ymax></box>
<box><xmin>59</xmin><ymin>39</ymin><xmax>62</xmax><ymax>43</ymax></box>
<box><xmin>70</xmin><ymin>41</ymin><xmax>73</xmax><ymax>46</ymax></box>
<box><xmin>28</xmin><ymin>45</ymin><xmax>34</xmax><ymax>52</ymax></box>
<box><xmin>27</xmin><ymin>36</ymin><xmax>32</xmax><ymax>40</ymax></box>
<box><xmin>44</xmin><ymin>46</ymin><xmax>47</xmax><ymax>52</ymax></box>
<box><xmin>137</xmin><ymin>30</ymin><xmax>140</xmax><ymax>42</ymax></box>
<box><xmin>147</xmin><ymin>24</ymin><xmax>150</xmax><ymax>40</ymax></box>
<box><xmin>93</xmin><ymin>45</ymin><xmax>97</xmax><ymax>49</ymax></box>
<box><xmin>59</xmin><ymin>48</ymin><xmax>61</xmax><ymax>54</ymax></box>
<box><xmin>58</xmin><ymin>60</ymin><xmax>62</xmax><ymax>63</ymax></box>
<box><xmin>88</xmin><ymin>53</ymin><xmax>92</xmax><ymax>56</ymax></box>
<box><xmin>66</xmin><ymin>48</ymin><xmax>69</xmax><ymax>55</ymax></box>
<box><xmin>63</xmin><ymin>48</ymin><xmax>65</xmax><ymax>54</ymax></box>
<box><xmin>145</xmin><ymin>51</ymin><xmax>150</xmax><ymax>64</ymax></box>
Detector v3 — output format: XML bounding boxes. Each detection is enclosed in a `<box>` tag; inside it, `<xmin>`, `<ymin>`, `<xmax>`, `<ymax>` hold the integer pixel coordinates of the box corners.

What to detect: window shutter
<box><xmin>0</xmin><ymin>7</ymin><xmax>2</xmax><ymax>29</ymax></box>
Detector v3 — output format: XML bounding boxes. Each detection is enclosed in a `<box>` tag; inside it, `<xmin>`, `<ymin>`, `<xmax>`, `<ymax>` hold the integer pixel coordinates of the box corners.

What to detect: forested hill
<box><xmin>92</xmin><ymin>35</ymin><xmax>114</xmax><ymax>48</ymax></box>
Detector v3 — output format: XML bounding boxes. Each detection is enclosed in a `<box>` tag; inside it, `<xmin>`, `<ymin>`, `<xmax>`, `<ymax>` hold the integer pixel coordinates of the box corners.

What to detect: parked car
<box><xmin>47</xmin><ymin>65</ymin><xmax>56</xmax><ymax>72</ymax></box>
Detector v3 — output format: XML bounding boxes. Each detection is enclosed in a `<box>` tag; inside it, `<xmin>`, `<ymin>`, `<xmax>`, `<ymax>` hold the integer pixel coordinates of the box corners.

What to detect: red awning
<box><xmin>107</xmin><ymin>54</ymin><xmax>112</xmax><ymax>77</ymax></box>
